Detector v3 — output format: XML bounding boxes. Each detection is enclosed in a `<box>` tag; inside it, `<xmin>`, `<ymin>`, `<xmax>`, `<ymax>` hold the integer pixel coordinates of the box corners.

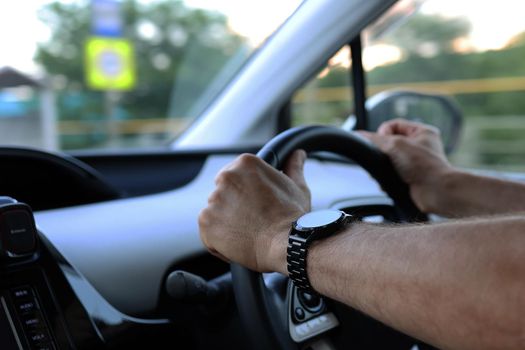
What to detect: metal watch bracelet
<box><xmin>287</xmin><ymin>235</ymin><xmax>314</xmax><ymax>292</ymax></box>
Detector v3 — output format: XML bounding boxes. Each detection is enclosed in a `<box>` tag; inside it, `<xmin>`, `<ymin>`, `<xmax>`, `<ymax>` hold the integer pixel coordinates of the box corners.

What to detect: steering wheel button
<box><xmin>308</xmin><ymin>317</ymin><xmax>321</xmax><ymax>328</ymax></box>
<box><xmin>294</xmin><ymin>307</ymin><xmax>305</xmax><ymax>321</ymax></box>
<box><xmin>298</xmin><ymin>290</ymin><xmax>324</xmax><ymax>313</ymax></box>
<box><xmin>295</xmin><ymin>324</ymin><xmax>308</xmax><ymax>336</ymax></box>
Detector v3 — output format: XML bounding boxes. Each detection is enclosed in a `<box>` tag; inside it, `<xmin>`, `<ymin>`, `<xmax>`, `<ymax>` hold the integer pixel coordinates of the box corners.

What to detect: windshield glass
<box><xmin>363</xmin><ymin>0</ymin><xmax>525</xmax><ymax>172</ymax></box>
<box><xmin>0</xmin><ymin>0</ymin><xmax>301</xmax><ymax>151</ymax></box>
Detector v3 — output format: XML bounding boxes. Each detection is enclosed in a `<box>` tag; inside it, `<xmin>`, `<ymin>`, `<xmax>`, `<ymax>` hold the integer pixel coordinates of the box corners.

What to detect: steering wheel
<box><xmin>231</xmin><ymin>125</ymin><xmax>428</xmax><ymax>350</ymax></box>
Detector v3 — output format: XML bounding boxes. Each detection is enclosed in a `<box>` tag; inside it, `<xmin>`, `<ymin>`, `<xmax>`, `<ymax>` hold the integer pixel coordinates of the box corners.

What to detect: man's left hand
<box><xmin>199</xmin><ymin>150</ymin><xmax>310</xmax><ymax>274</ymax></box>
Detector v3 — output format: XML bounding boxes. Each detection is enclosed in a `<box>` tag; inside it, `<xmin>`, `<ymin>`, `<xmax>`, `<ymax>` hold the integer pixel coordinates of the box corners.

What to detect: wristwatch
<box><xmin>287</xmin><ymin>209</ymin><xmax>351</xmax><ymax>292</ymax></box>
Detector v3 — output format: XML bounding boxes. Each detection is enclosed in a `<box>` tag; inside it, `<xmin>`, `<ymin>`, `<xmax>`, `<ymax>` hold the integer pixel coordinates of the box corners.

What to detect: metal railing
<box><xmin>451</xmin><ymin>115</ymin><xmax>525</xmax><ymax>172</ymax></box>
<box><xmin>54</xmin><ymin>76</ymin><xmax>525</xmax><ymax>137</ymax></box>
<box><xmin>50</xmin><ymin>76</ymin><xmax>525</xmax><ymax>171</ymax></box>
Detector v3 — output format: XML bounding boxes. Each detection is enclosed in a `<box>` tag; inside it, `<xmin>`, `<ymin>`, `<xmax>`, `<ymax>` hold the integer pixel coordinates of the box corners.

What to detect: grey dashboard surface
<box><xmin>34</xmin><ymin>154</ymin><xmax>384</xmax><ymax>317</ymax></box>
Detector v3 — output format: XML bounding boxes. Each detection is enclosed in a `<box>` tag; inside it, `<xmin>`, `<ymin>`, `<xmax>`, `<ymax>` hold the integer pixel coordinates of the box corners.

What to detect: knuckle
<box><xmin>221</xmin><ymin>169</ymin><xmax>239</xmax><ymax>184</ymax></box>
<box><xmin>238</xmin><ymin>153</ymin><xmax>259</xmax><ymax>167</ymax></box>
<box><xmin>386</xmin><ymin>136</ymin><xmax>406</xmax><ymax>151</ymax></box>
<box><xmin>216</xmin><ymin>169</ymin><xmax>239</xmax><ymax>185</ymax></box>
<box><xmin>207</xmin><ymin>188</ymin><xmax>224</xmax><ymax>204</ymax></box>
<box><xmin>198</xmin><ymin>209</ymin><xmax>212</xmax><ymax>229</ymax></box>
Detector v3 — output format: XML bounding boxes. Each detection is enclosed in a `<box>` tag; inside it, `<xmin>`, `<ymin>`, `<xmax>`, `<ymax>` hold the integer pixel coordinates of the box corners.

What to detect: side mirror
<box><xmin>343</xmin><ymin>90</ymin><xmax>463</xmax><ymax>154</ymax></box>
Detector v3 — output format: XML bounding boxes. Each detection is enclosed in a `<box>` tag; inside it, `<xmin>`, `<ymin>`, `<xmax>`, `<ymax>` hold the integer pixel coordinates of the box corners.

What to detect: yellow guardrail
<box><xmin>451</xmin><ymin>115</ymin><xmax>525</xmax><ymax>172</ymax></box>
<box><xmin>58</xmin><ymin>76</ymin><xmax>525</xmax><ymax>136</ymax></box>
<box><xmin>293</xmin><ymin>76</ymin><xmax>525</xmax><ymax>103</ymax></box>
<box><xmin>59</xmin><ymin>118</ymin><xmax>191</xmax><ymax>136</ymax></box>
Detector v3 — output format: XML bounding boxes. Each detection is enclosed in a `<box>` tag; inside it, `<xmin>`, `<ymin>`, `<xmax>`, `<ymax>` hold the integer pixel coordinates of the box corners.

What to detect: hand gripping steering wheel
<box><xmin>231</xmin><ymin>125</ymin><xmax>428</xmax><ymax>350</ymax></box>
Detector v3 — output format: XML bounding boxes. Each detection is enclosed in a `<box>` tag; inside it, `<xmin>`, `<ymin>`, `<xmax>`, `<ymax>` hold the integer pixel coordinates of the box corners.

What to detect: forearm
<box><xmin>418</xmin><ymin>169</ymin><xmax>525</xmax><ymax>217</ymax></box>
<box><xmin>300</xmin><ymin>216</ymin><xmax>525</xmax><ymax>349</ymax></box>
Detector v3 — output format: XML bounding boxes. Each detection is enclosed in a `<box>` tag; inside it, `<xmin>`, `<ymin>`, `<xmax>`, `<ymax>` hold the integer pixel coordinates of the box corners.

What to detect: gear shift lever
<box><xmin>165</xmin><ymin>270</ymin><xmax>229</xmax><ymax>306</ymax></box>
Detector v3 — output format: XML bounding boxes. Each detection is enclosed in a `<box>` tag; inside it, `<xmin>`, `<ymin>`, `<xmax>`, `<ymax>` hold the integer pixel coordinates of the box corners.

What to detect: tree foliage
<box><xmin>312</xmin><ymin>14</ymin><xmax>525</xmax><ymax>118</ymax></box>
<box><xmin>35</xmin><ymin>0</ymin><xmax>244</xmax><ymax>131</ymax></box>
<box><xmin>386</xmin><ymin>14</ymin><xmax>471</xmax><ymax>57</ymax></box>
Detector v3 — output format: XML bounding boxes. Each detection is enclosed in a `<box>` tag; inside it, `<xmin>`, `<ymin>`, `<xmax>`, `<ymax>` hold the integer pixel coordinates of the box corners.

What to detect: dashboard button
<box><xmin>29</xmin><ymin>330</ymin><xmax>48</xmax><ymax>342</ymax></box>
<box><xmin>21</xmin><ymin>313</ymin><xmax>44</xmax><ymax>329</ymax></box>
<box><xmin>16</xmin><ymin>299</ymin><xmax>38</xmax><ymax>314</ymax></box>
<box><xmin>33</xmin><ymin>343</ymin><xmax>55</xmax><ymax>350</ymax></box>
<box><xmin>11</xmin><ymin>286</ymin><xmax>33</xmax><ymax>300</ymax></box>
<box><xmin>28</xmin><ymin>330</ymin><xmax>50</xmax><ymax>344</ymax></box>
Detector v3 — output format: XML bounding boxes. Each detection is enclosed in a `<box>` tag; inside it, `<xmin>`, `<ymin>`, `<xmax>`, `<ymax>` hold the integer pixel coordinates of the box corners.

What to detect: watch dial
<box><xmin>296</xmin><ymin>209</ymin><xmax>343</xmax><ymax>229</ymax></box>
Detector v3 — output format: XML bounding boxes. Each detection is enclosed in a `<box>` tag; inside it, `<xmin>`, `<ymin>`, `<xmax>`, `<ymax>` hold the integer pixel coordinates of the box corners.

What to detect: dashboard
<box><xmin>0</xmin><ymin>197</ymin><xmax>186</xmax><ymax>350</ymax></box>
<box><xmin>33</xmin><ymin>155</ymin><xmax>385</xmax><ymax>317</ymax></box>
<box><xmin>0</xmin><ymin>216</ymin><xmax>100</xmax><ymax>349</ymax></box>
<box><xmin>0</xmin><ymin>147</ymin><xmax>418</xmax><ymax>349</ymax></box>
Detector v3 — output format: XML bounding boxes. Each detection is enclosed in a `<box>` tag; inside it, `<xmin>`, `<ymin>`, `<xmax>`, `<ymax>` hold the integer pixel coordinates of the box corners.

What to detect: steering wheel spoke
<box><xmin>288</xmin><ymin>282</ymin><xmax>340</xmax><ymax>343</ymax></box>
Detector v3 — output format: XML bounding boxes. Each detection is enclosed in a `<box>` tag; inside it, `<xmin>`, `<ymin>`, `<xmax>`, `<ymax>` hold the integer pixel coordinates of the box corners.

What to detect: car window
<box><xmin>291</xmin><ymin>0</ymin><xmax>525</xmax><ymax>173</ymax></box>
<box><xmin>289</xmin><ymin>0</ymin><xmax>421</xmax><ymax>130</ymax></box>
<box><xmin>290</xmin><ymin>46</ymin><xmax>353</xmax><ymax>128</ymax></box>
<box><xmin>0</xmin><ymin>0</ymin><xmax>302</xmax><ymax>151</ymax></box>
<box><xmin>363</xmin><ymin>0</ymin><xmax>525</xmax><ymax>172</ymax></box>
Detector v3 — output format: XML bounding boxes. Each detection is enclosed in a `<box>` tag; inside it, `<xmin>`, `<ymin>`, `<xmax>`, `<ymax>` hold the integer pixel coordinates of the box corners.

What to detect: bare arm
<box><xmin>200</xmin><ymin>117</ymin><xmax>525</xmax><ymax>349</ymax></box>
<box><xmin>422</xmin><ymin>170</ymin><xmax>525</xmax><ymax>217</ymax></box>
<box><xmin>200</xmin><ymin>152</ymin><xmax>525</xmax><ymax>349</ymax></box>
<box><xmin>270</xmin><ymin>215</ymin><xmax>525</xmax><ymax>349</ymax></box>
<box><xmin>361</xmin><ymin>119</ymin><xmax>525</xmax><ymax>217</ymax></box>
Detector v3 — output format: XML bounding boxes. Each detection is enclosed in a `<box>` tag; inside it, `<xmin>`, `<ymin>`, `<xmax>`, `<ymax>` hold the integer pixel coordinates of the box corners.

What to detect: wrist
<box><xmin>267</xmin><ymin>229</ymin><xmax>289</xmax><ymax>275</ymax></box>
<box><xmin>411</xmin><ymin>167</ymin><xmax>463</xmax><ymax>214</ymax></box>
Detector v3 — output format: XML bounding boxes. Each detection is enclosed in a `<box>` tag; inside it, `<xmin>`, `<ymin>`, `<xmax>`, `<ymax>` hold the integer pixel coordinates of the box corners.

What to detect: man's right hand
<box><xmin>360</xmin><ymin>118</ymin><xmax>454</xmax><ymax>213</ymax></box>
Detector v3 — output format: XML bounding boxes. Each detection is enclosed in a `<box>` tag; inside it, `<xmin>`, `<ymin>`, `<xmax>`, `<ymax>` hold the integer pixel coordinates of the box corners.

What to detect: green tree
<box><xmin>385</xmin><ymin>14</ymin><xmax>471</xmax><ymax>57</ymax></box>
<box><xmin>36</xmin><ymin>0</ymin><xmax>245</xmax><ymax>148</ymax></box>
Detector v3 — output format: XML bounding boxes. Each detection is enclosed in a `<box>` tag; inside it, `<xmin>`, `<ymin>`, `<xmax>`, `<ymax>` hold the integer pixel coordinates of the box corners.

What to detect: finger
<box><xmin>208</xmin><ymin>248</ymin><xmax>231</xmax><ymax>263</ymax></box>
<box><xmin>378</xmin><ymin>118</ymin><xmax>422</xmax><ymax>136</ymax></box>
<box><xmin>356</xmin><ymin>130</ymin><xmax>374</xmax><ymax>140</ymax></box>
<box><xmin>207</xmin><ymin>189</ymin><xmax>222</xmax><ymax>205</ymax></box>
<box><xmin>283</xmin><ymin>149</ymin><xmax>307</xmax><ymax>190</ymax></box>
<box><xmin>357</xmin><ymin>131</ymin><xmax>390</xmax><ymax>152</ymax></box>
<box><xmin>214</xmin><ymin>160</ymin><xmax>237</xmax><ymax>185</ymax></box>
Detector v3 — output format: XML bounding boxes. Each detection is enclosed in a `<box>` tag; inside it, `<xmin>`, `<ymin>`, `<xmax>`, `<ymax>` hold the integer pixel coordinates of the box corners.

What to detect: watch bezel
<box><xmin>291</xmin><ymin>210</ymin><xmax>349</xmax><ymax>241</ymax></box>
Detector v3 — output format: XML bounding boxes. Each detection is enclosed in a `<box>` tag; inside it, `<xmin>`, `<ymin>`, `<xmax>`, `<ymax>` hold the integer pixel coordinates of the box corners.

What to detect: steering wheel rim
<box><xmin>231</xmin><ymin>125</ymin><xmax>427</xmax><ymax>350</ymax></box>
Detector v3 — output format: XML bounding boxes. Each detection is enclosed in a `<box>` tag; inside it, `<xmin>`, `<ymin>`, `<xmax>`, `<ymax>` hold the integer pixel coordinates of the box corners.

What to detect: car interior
<box><xmin>1</xmin><ymin>0</ymin><xmax>524</xmax><ymax>349</ymax></box>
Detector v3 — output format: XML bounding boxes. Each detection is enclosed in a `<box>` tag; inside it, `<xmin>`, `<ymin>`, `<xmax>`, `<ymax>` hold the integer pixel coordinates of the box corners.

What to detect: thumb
<box><xmin>283</xmin><ymin>149</ymin><xmax>308</xmax><ymax>190</ymax></box>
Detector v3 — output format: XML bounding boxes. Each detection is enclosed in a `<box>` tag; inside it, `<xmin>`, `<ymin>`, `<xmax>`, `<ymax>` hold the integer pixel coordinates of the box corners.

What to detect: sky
<box><xmin>1</xmin><ymin>0</ymin><xmax>524</xmax><ymax>75</ymax></box>
<box><xmin>421</xmin><ymin>0</ymin><xmax>525</xmax><ymax>51</ymax></box>
<box><xmin>0</xmin><ymin>0</ymin><xmax>301</xmax><ymax>75</ymax></box>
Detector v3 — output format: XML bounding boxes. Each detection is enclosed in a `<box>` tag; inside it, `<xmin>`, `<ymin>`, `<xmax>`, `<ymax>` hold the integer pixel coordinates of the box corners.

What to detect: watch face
<box><xmin>296</xmin><ymin>209</ymin><xmax>344</xmax><ymax>230</ymax></box>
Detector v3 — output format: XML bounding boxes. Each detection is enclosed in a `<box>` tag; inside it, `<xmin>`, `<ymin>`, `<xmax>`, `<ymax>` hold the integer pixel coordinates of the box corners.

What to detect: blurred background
<box><xmin>1</xmin><ymin>0</ymin><xmax>525</xmax><ymax>172</ymax></box>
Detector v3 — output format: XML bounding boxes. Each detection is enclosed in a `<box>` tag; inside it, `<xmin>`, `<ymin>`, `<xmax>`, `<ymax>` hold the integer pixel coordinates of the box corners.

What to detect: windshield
<box><xmin>362</xmin><ymin>0</ymin><xmax>525</xmax><ymax>172</ymax></box>
<box><xmin>0</xmin><ymin>0</ymin><xmax>302</xmax><ymax>151</ymax></box>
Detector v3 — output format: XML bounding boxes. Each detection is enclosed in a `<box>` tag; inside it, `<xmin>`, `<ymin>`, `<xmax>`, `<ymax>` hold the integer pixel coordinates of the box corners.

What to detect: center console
<box><xmin>0</xmin><ymin>197</ymin><xmax>183</xmax><ymax>350</ymax></box>
<box><xmin>0</xmin><ymin>270</ymin><xmax>71</xmax><ymax>350</ymax></box>
<box><xmin>0</xmin><ymin>197</ymin><xmax>100</xmax><ymax>350</ymax></box>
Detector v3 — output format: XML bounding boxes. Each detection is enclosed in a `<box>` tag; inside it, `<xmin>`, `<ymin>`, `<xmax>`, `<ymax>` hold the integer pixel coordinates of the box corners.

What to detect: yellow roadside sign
<box><xmin>84</xmin><ymin>36</ymin><xmax>136</xmax><ymax>91</ymax></box>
